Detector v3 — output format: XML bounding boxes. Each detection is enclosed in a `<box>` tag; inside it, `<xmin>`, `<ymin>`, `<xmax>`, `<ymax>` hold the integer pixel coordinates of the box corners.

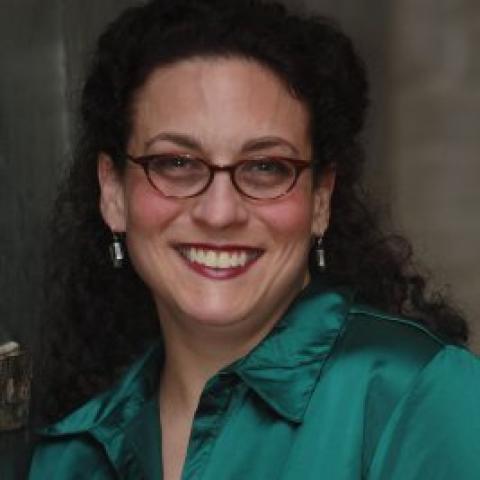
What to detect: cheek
<box><xmin>255</xmin><ymin>187</ymin><xmax>314</xmax><ymax>239</ymax></box>
<box><xmin>124</xmin><ymin>176</ymin><xmax>182</xmax><ymax>233</ymax></box>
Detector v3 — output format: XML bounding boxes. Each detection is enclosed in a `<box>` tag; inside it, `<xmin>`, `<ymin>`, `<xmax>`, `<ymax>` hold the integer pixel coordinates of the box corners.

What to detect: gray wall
<box><xmin>0</xmin><ymin>0</ymin><xmax>137</xmax><ymax>351</ymax></box>
<box><xmin>0</xmin><ymin>2</ymin><xmax>135</xmax><ymax>476</ymax></box>
<box><xmin>0</xmin><ymin>0</ymin><xmax>66</xmax><ymax>350</ymax></box>
<box><xmin>306</xmin><ymin>0</ymin><xmax>480</xmax><ymax>350</ymax></box>
<box><xmin>387</xmin><ymin>0</ymin><xmax>480</xmax><ymax>349</ymax></box>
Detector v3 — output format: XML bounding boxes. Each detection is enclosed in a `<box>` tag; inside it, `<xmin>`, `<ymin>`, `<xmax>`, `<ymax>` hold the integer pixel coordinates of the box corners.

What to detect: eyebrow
<box><xmin>145</xmin><ymin>132</ymin><xmax>200</xmax><ymax>151</ymax></box>
<box><xmin>145</xmin><ymin>132</ymin><xmax>300</xmax><ymax>156</ymax></box>
<box><xmin>242</xmin><ymin>137</ymin><xmax>299</xmax><ymax>156</ymax></box>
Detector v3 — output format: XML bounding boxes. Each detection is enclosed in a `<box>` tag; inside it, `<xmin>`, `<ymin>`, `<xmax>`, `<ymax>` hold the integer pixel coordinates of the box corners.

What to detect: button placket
<box><xmin>182</xmin><ymin>374</ymin><xmax>237</xmax><ymax>479</ymax></box>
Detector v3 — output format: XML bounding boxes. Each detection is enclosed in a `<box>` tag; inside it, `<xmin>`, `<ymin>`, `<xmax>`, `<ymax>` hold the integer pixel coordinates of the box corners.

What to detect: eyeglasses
<box><xmin>126</xmin><ymin>153</ymin><xmax>312</xmax><ymax>200</ymax></box>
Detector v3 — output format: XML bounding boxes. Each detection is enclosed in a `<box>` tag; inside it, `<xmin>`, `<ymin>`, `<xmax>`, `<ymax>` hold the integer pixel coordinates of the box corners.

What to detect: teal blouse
<box><xmin>29</xmin><ymin>284</ymin><xmax>480</xmax><ymax>479</ymax></box>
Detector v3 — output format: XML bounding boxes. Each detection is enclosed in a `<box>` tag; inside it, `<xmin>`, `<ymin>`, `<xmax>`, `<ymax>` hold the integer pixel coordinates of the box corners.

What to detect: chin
<box><xmin>179</xmin><ymin>295</ymin><xmax>251</xmax><ymax>329</ymax></box>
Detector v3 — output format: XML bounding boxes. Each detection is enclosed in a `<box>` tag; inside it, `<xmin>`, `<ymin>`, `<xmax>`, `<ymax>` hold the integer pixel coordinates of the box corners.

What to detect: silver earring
<box><xmin>109</xmin><ymin>232</ymin><xmax>125</xmax><ymax>269</ymax></box>
<box><xmin>315</xmin><ymin>236</ymin><xmax>326</xmax><ymax>270</ymax></box>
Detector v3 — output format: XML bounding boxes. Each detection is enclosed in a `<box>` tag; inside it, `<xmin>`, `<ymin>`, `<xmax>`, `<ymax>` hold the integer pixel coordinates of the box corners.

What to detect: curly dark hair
<box><xmin>33</xmin><ymin>0</ymin><xmax>468</xmax><ymax>425</ymax></box>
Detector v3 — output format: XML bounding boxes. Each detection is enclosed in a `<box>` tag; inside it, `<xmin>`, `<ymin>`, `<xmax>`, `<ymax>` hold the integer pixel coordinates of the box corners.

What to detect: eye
<box><xmin>240</xmin><ymin>158</ymin><xmax>293</xmax><ymax>177</ymax></box>
<box><xmin>148</xmin><ymin>154</ymin><xmax>205</xmax><ymax>177</ymax></box>
<box><xmin>150</xmin><ymin>154</ymin><xmax>195</xmax><ymax>170</ymax></box>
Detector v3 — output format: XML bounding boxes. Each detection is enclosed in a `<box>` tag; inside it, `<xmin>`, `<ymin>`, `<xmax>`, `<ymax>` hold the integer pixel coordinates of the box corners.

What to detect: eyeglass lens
<box><xmin>138</xmin><ymin>154</ymin><xmax>305</xmax><ymax>199</ymax></box>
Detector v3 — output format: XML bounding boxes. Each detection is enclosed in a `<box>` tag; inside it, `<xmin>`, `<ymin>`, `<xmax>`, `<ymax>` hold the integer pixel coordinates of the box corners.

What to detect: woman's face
<box><xmin>99</xmin><ymin>57</ymin><xmax>334</xmax><ymax>334</ymax></box>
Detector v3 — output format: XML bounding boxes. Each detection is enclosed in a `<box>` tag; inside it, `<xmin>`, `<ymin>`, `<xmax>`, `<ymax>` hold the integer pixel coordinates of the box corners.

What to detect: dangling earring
<box><xmin>315</xmin><ymin>236</ymin><xmax>326</xmax><ymax>270</ymax></box>
<box><xmin>109</xmin><ymin>232</ymin><xmax>125</xmax><ymax>269</ymax></box>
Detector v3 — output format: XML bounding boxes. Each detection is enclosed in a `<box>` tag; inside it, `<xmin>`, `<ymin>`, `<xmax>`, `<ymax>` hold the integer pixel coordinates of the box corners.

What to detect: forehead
<box><xmin>129</xmin><ymin>57</ymin><xmax>311</xmax><ymax>155</ymax></box>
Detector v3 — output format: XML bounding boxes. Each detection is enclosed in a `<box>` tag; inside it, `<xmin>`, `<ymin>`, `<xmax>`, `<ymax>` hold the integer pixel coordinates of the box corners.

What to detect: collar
<box><xmin>229</xmin><ymin>281</ymin><xmax>352</xmax><ymax>422</ymax></box>
<box><xmin>41</xmin><ymin>281</ymin><xmax>352</xmax><ymax>436</ymax></box>
<box><xmin>40</xmin><ymin>344</ymin><xmax>162</xmax><ymax>437</ymax></box>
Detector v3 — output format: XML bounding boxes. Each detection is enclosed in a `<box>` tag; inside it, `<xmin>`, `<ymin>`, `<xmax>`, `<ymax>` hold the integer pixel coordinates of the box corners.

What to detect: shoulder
<box><xmin>40</xmin><ymin>343</ymin><xmax>160</xmax><ymax>436</ymax></box>
<box><xmin>344</xmin><ymin>304</ymin><xmax>447</xmax><ymax>353</ymax></box>
<box><xmin>29</xmin><ymin>344</ymin><xmax>161</xmax><ymax>479</ymax></box>
<box><xmin>366</xmin><ymin>341</ymin><xmax>480</xmax><ymax>478</ymax></box>
<box><xmin>334</xmin><ymin>303</ymin><xmax>480</xmax><ymax>410</ymax></box>
<box><xmin>337</xmin><ymin>303</ymin><xmax>471</xmax><ymax>375</ymax></box>
<box><xmin>338</xmin><ymin>302</ymin><xmax>480</xmax><ymax>403</ymax></box>
<box><xmin>332</xmin><ymin>303</ymin><xmax>480</xmax><ymax>477</ymax></box>
<box><xmin>28</xmin><ymin>435</ymin><xmax>116</xmax><ymax>479</ymax></box>
<box><xmin>28</xmin><ymin>389</ymin><xmax>120</xmax><ymax>480</ymax></box>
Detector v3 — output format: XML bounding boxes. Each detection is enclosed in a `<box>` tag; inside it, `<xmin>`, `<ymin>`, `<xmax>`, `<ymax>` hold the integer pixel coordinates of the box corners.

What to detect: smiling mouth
<box><xmin>175</xmin><ymin>244</ymin><xmax>264</xmax><ymax>279</ymax></box>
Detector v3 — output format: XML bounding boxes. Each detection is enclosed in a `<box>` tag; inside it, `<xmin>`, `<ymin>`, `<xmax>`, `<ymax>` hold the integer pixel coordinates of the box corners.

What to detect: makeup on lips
<box><xmin>174</xmin><ymin>243</ymin><xmax>264</xmax><ymax>280</ymax></box>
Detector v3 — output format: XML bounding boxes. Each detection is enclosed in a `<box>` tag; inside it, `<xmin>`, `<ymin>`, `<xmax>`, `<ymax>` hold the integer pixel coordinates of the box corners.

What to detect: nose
<box><xmin>190</xmin><ymin>171</ymin><xmax>249</xmax><ymax>229</ymax></box>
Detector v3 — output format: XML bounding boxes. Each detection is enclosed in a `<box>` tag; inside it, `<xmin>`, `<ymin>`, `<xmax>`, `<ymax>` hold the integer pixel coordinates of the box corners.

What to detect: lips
<box><xmin>174</xmin><ymin>243</ymin><xmax>264</xmax><ymax>279</ymax></box>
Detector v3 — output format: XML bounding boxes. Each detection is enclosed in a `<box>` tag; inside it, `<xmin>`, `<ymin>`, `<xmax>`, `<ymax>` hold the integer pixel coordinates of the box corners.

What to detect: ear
<box><xmin>98</xmin><ymin>153</ymin><xmax>127</xmax><ymax>232</ymax></box>
<box><xmin>311</xmin><ymin>166</ymin><xmax>336</xmax><ymax>237</ymax></box>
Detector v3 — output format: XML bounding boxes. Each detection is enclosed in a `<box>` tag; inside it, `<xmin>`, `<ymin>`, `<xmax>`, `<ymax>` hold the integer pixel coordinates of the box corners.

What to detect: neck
<box><xmin>156</xmin><ymin>273</ymin><xmax>310</xmax><ymax>416</ymax></box>
<box><xmin>158</xmin><ymin>312</ymin><xmax>278</xmax><ymax>415</ymax></box>
<box><xmin>160</xmin><ymin>306</ymin><xmax>288</xmax><ymax>416</ymax></box>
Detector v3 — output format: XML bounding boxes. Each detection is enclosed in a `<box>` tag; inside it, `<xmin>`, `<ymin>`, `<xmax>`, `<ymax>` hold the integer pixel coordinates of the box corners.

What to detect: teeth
<box><xmin>180</xmin><ymin>247</ymin><xmax>258</xmax><ymax>269</ymax></box>
<box><xmin>218</xmin><ymin>252</ymin><xmax>230</xmax><ymax>268</ymax></box>
<box><xmin>239</xmin><ymin>252</ymin><xmax>247</xmax><ymax>266</ymax></box>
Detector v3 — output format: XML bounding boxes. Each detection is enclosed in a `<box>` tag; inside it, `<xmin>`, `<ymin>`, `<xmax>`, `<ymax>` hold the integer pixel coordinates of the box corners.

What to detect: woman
<box><xmin>29</xmin><ymin>0</ymin><xmax>480</xmax><ymax>478</ymax></box>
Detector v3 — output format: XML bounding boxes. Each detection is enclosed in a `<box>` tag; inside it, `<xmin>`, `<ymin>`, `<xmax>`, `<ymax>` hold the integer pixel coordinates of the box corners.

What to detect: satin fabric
<box><xmin>29</xmin><ymin>283</ymin><xmax>480</xmax><ymax>479</ymax></box>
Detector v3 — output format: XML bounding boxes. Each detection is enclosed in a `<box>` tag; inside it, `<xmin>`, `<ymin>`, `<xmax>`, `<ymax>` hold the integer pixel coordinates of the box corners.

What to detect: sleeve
<box><xmin>367</xmin><ymin>345</ymin><xmax>480</xmax><ymax>480</ymax></box>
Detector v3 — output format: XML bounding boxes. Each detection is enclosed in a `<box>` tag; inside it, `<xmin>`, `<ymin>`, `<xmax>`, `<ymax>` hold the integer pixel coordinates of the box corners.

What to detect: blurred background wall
<box><xmin>1</xmin><ymin>0</ymin><xmax>479</xmax><ymax>477</ymax></box>
<box><xmin>387</xmin><ymin>0</ymin><xmax>480</xmax><ymax>349</ymax></box>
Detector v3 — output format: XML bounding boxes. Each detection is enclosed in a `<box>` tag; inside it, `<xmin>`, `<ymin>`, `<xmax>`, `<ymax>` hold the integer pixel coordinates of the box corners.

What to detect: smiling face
<box><xmin>98</xmin><ymin>57</ymin><xmax>334</xmax><ymax>337</ymax></box>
